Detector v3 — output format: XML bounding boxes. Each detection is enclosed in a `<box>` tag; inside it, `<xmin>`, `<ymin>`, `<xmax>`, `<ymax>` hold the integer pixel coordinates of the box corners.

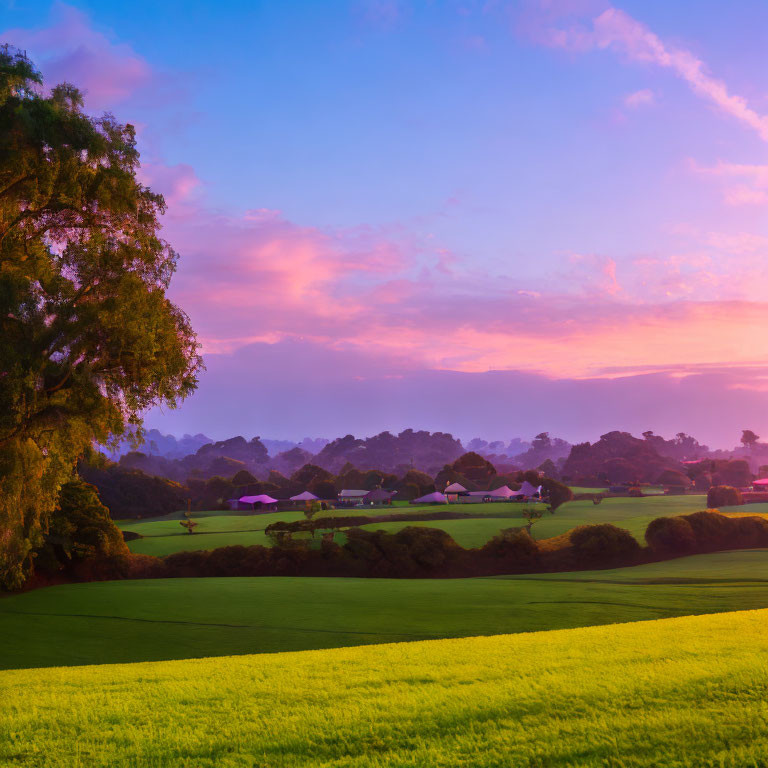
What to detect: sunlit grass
<box><xmin>2</xmin><ymin>609</ymin><xmax>767</xmax><ymax>767</ymax></box>
<box><xmin>3</xmin><ymin>550</ymin><xmax>768</xmax><ymax>670</ymax></box>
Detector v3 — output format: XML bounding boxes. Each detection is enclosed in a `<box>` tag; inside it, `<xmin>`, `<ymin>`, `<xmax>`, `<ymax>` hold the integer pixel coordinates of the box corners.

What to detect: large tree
<box><xmin>0</xmin><ymin>48</ymin><xmax>201</xmax><ymax>587</ymax></box>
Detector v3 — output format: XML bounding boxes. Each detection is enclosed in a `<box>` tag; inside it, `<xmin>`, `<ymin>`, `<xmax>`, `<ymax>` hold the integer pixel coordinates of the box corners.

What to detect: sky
<box><xmin>3</xmin><ymin>0</ymin><xmax>768</xmax><ymax>447</ymax></box>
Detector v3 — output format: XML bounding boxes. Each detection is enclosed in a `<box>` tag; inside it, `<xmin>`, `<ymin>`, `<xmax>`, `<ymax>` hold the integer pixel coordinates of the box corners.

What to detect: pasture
<box><xmin>355</xmin><ymin>493</ymin><xmax>709</xmax><ymax>543</ymax></box>
<box><xmin>2</xmin><ymin>549</ymin><xmax>767</xmax><ymax>670</ymax></box>
<box><xmin>117</xmin><ymin>494</ymin><xmax>711</xmax><ymax>556</ymax></box>
<box><xmin>2</xmin><ymin>609</ymin><xmax>768</xmax><ymax>767</ymax></box>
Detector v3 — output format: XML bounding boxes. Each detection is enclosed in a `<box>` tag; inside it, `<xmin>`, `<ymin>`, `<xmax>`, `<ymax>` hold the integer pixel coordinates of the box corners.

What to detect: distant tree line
<box><xmin>79</xmin><ymin>450</ymin><xmax>574</xmax><ymax>519</ymax></box>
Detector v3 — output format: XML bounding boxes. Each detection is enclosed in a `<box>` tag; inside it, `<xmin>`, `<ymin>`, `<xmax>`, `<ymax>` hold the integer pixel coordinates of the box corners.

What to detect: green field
<box><xmin>3</xmin><ymin>549</ymin><xmax>768</xmax><ymax>670</ymax></box>
<box><xmin>119</xmin><ymin>495</ymin><xmax>712</xmax><ymax>556</ymax></box>
<box><xmin>3</xmin><ymin>608</ymin><xmax>767</xmax><ymax>767</ymax></box>
<box><xmin>357</xmin><ymin>493</ymin><xmax>710</xmax><ymax>544</ymax></box>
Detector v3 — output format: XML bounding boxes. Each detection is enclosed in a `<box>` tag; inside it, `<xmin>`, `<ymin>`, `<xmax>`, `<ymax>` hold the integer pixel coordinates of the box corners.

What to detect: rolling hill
<box><xmin>2</xmin><ymin>609</ymin><xmax>767</xmax><ymax>767</ymax></box>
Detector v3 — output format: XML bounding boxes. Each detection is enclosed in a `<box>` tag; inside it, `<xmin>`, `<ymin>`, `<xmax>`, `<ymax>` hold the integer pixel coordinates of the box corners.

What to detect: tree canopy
<box><xmin>0</xmin><ymin>47</ymin><xmax>201</xmax><ymax>587</ymax></box>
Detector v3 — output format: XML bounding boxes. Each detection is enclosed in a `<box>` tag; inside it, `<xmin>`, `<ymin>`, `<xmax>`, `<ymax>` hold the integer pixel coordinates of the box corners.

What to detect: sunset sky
<box><xmin>4</xmin><ymin>0</ymin><xmax>768</xmax><ymax>447</ymax></box>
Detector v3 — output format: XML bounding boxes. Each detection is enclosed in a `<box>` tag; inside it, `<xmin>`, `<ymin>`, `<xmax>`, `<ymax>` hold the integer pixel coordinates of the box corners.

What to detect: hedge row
<box><xmin>65</xmin><ymin>510</ymin><xmax>768</xmax><ymax>585</ymax></box>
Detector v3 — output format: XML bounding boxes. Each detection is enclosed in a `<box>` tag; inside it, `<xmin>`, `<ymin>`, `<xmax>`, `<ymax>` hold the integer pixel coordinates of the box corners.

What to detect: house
<box><xmin>238</xmin><ymin>494</ymin><xmax>279</xmax><ymax>511</ymax></box>
<box><xmin>460</xmin><ymin>491</ymin><xmax>495</xmax><ymax>504</ymax></box>
<box><xmin>518</xmin><ymin>480</ymin><xmax>542</xmax><ymax>499</ymax></box>
<box><xmin>290</xmin><ymin>491</ymin><xmax>319</xmax><ymax>502</ymax></box>
<box><xmin>458</xmin><ymin>485</ymin><xmax>525</xmax><ymax>504</ymax></box>
<box><xmin>487</xmin><ymin>485</ymin><xmax>518</xmax><ymax>499</ymax></box>
<box><xmin>338</xmin><ymin>489</ymin><xmax>369</xmax><ymax>506</ymax></box>
<box><xmin>444</xmin><ymin>482</ymin><xmax>467</xmax><ymax>502</ymax></box>
<box><xmin>362</xmin><ymin>488</ymin><xmax>396</xmax><ymax>506</ymax></box>
<box><xmin>411</xmin><ymin>491</ymin><xmax>448</xmax><ymax>504</ymax></box>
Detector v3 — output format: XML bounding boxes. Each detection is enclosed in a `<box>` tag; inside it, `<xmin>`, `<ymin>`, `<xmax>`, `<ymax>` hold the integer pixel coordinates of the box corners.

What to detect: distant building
<box><xmin>411</xmin><ymin>491</ymin><xmax>448</xmax><ymax>505</ymax></box>
<box><xmin>362</xmin><ymin>489</ymin><xmax>396</xmax><ymax>506</ymax></box>
<box><xmin>338</xmin><ymin>489</ymin><xmax>369</xmax><ymax>506</ymax></box>
<box><xmin>444</xmin><ymin>482</ymin><xmax>467</xmax><ymax>502</ymax></box>
<box><xmin>290</xmin><ymin>491</ymin><xmax>319</xmax><ymax>502</ymax></box>
<box><xmin>238</xmin><ymin>494</ymin><xmax>278</xmax><ymax>511</ymax></box>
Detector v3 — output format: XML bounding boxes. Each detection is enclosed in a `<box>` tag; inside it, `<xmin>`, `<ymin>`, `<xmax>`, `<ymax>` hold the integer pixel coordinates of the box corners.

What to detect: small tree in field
<box><xmin>305</xmin><ymin>500</ymin><xmax>322</xmax><ymax>521</ymax></box>
<box><xmin>521</xmin><ymin>507</ymin><xmax>544</xmax><ymax>535</ymax></box>
<box><xmin>180</xmin><ymin>519</ymin><xmax>198</xmax><ymax>534</ymax></box>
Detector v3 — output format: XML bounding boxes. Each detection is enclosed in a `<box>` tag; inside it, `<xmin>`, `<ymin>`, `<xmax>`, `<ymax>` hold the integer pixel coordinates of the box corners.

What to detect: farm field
<box><xmin>118</xmin><ymin>495</ymin><xmax>711</xmax><ymax>556</ymax></box>
<box><xmin>2</xmin><ymin>549</ymin><xmax>767</xmax><ymax>670</ymax></box>
<box><xmin>119</xmin><ymin>502</ymin><xmax>547</xmax><ymax>556</ymax></box>
<box><xmin>357</xmin><ymin>493</ymin><xmax>710</xmax><ymax>543</ymax></box>
<box><xmin>3</xmin><ymin>608</ymin><xmax>768</xmax><ymax>767</ymax></box>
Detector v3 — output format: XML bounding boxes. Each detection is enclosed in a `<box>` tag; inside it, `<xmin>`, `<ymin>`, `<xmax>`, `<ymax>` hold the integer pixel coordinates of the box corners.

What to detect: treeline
<box><xmin>62</xmin><ymin>510</ymin><xmax>768</xmax><ymax>585</ymax></box>
<box><xmin>80</xmin><ymin>451</ymin><xmax>574</xmax><ymax>519</ymax></box>
<box><xmin>114</xmin><ymin>429</ymin><xmax>469</xmax><ymax>483</ymax></box>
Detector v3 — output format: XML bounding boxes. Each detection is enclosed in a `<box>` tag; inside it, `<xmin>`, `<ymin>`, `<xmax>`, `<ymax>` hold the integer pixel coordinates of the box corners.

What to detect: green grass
<box><xmin>568</xmin><ymin>485</ymin><xmax>608</xmax><ymax>494</ymax></box>
<box><xmin>120</xmin><ymin>511</ymin><xmax>306</xmax><ymax>556</ymax></box>
<box><xmin>3</xmin><ymin>608</ymin><xmax>768</xmax><ymax>767</ymax></box>
<box><xmin>118</xmin><ymin>505</ymin><xmax>546</xmax><ymax>556</ymax></box>
<box><xmin>355</xmin><ymin>516</ymin><xmax>523</xmax><ymax>548</ymax></box>
<box><xmin>117</xmin><ymin>495</ymin><xmax>712</xmax><ymax>556</ymax></box>
<box><xmin>355</xmin><ymin>494</ymin><xmax>710</xmax><ymax>544</ymax></box>
<box><xmin>2</xmin><ymin>549</ymin><xmax>768</xmax><ymax>670</ymax></box>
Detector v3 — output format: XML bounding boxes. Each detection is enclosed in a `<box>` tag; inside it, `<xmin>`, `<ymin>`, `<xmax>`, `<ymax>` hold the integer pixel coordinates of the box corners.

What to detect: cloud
<box><xmin>623</xmin><ymin>88</ymin><xmax>654</xmax><ymax>109</ymax></box>
<box><xmin>690</xmin><ymin>160</ymin><xmax>768</xmax><ymax>207</ymax></box>
<box><xmin>144</xmin><ymin>339</ymin><xmax>768</xmax><ymax>449</ymax></box>
<box><xmin>152</xmin><ymin>177</ymin><xmax>768</xmax><ymax>379</ymax></box>
<box><xmin>1</xmin><ymin>3</ymin><xmax>169</xmax><ymax>111</ymax></box>
<box><xmin>12</xmin><ymin>0</ymin><xmax>768</xmax><ymax>433</ymax></box>
<box><xmin>529</xmin><ymin>4</ymin><xmax>768</xmax><ymax>142</ymax></box>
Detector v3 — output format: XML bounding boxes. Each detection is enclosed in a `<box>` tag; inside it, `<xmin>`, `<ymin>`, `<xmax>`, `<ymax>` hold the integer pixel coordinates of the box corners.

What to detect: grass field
<box><xmin>3</xmin><ymin>608</ymin><xmax>768</xmax><ymax>767</ymax></box>
<box><xmin>356</xmin><ymin>493</ymin><xmax>710</xmax><ymax>544</ymax></box>
<box><xmin>3</xmin><ymin>548</ymin><xmax>768</xmax><ymax>670</ymax></box>
<box><xmin>118</xmin><ymin>495</ymin><xmax>711</xmax><ymax>556</ymax></box>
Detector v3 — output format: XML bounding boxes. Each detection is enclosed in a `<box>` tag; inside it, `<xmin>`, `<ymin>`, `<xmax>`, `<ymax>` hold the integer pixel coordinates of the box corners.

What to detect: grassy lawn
<box><xmin>354</xmin><ymin>516</ymin><xmax>523</xmax><ymax>548</ymax></box>
<box><xmin>116</xmin><ymin>495</ymin><xmax>712</xmax><ymax>555</ymax></box>
<box><xmin>354</xmin><ymin>494</ymin><xmax>710</xmax><ymax>544</ymax></box>
<box><xmin>2</xmin><ymin>549</ymin><xmax>767</xmax><ymax>670</ymax></box>
<box><xmin>2</xmin><ymin>608</ymin><xmax>768</xmax><ymax>767</ymax></box>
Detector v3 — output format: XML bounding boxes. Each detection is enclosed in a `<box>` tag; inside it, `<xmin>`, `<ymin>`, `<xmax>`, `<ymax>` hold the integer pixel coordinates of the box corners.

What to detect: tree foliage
<box><xmin>34</xmin><ymin>479</ymin><xmax>128</xmax><ymax>573</ymax></box>
<box><xmin>0</xmin><ymin>48</ymin><xmax>200</xmax><ymax>587</ymax></box>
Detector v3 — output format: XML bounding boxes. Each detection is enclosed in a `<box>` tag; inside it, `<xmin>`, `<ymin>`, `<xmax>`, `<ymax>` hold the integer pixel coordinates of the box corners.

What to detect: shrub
<box><xmin>656</xmin><ymin>470</ymin><xmax>692</xmax><ymax>488</ymax></box>
<box><xmin>392</xmin><ymin>527</ymin><xmax>461</xmax><ymax>570</ymax></box>
<box><xmin>206</xmin><ymin>545</ymin><xmax>253</xmax><ymax>576</ymax></box>
<box><xmin>481</xmin><ymin>528</ymin><xmax>540</xmax><ymax>566</ymax></box>
<box><xmin>645</xmin><ymin>516</ymin><xmax>696</xmax><ymax>556</ymax></box>
<box><xmin>164</xmin><ymin>550</ymin><xmax>210</xmax><ymax>577</ymax></box>
<box><xmin>707</xmin><ymin>485</ymin><xmax>743</xmax><ymax>508</ymax></box>
<box><xmin>569</xmin><ymin>524</ymin><xmax>641</xmax><ymax>566</ymax></box>
<box><xmin>540</xmin><ymin>478</ymin><xmax>573</xmax><ymax>510</ymax></box>
<box><xmin>733</xmin><ymin>516</ymin><xmax>768</xmax><ymax>548</ymax></box>
<box><xmin>684</xmin><ymin>511</ymin><xmax>735</xmax><ymax>552</ymax></box>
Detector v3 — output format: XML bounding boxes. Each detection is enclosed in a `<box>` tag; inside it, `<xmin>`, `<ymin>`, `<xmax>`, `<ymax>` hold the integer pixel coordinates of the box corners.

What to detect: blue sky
<box><xmin>4</xmin><ymin>1</ymin><xmax>768</xmax><ymax>445</ymax></box>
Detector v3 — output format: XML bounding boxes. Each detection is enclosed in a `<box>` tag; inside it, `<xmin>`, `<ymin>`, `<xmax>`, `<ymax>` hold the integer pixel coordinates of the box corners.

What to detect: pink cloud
<box><xmin>529</xmin><ymin>4</ymin><xmax>768</xmax><ymax>142</ymax></box>
<box><xmin>147</xmin><ymin>177</ymin><xmax>768</xmax><ymax>379</ymax></box>
<box><xmin>690</xmin><ymin>160</ymin><xmax>768</xmax><ymax>207</ymax></box>
<box><xmin>623</xmin><ymin>88</ymin><xmax>654</xmax><ymax>109</ymax></box>
<box><xmin>0</xmin><ymin>3</ymin><xmax>182</xmax><ymax>112</ymax></box>
<box><xmin>137</xmin><ymin>162</ymin><xmax>203</xmax><ymax>209</ymax></box>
